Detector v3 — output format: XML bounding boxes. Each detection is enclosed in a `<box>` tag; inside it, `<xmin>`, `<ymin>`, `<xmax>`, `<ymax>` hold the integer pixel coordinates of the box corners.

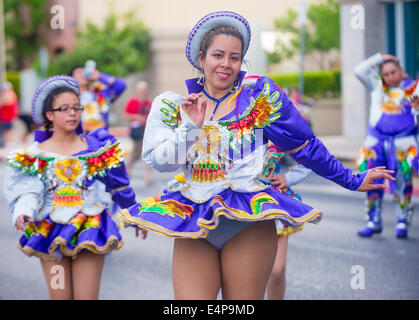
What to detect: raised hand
<box><xmin>411</xmin><ymin>95</ymin><xmax>419</xmax><ymax>110</ymax></box>
<box><xmin>181</xmin><ymin>93</ymin><xmax>207</xmax><ymax>127</ymax></box>
<box><xmin>357</xmin><ymin>166</ymin><xmax>396</xmax><ymax>192</ymax></box>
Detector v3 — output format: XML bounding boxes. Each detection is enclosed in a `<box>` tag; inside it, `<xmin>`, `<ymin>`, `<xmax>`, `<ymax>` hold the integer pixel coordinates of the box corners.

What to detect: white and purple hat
<box><xmin>186</xmin><ymin>11</ymin><xmax>251</xmax><ymax>70</ymax></box>
<box><xmin>31</xmin><ymin>75</ymin><xmax>79</xmax><ymax>126</ymax></box>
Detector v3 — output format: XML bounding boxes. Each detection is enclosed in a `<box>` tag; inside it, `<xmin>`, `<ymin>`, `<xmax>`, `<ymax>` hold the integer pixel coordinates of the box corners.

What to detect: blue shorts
<box><xmin>205</xmin><ymin>216</ymin><xmax>254</xmax><ymax>251</ymax></box>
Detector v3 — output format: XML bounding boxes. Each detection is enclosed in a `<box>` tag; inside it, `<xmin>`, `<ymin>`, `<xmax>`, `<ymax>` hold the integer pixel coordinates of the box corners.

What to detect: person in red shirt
<box><xmin>0</xmin><ymin>82</ymin><xmax>19</xmax><ymax>147</ymax></box>
<box><xmin>124</xmin><ymin>81</ymin><xmax>153</xmax><ymax>184</ymax></box>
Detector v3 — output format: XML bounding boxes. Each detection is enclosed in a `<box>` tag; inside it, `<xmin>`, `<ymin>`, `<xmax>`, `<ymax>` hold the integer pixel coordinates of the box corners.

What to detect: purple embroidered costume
<box><xmin>118</xmin><ymin>11</ymin><xmax>370</xmax><ymax>246</ymax></box>
<box><xmin>118</xmin><ymin>74</ymin><xmax>370</xmax><ymax>240</ymax></box>
<box><xmin>81</xmin><ymin>72</ymin><xmax>126</xmax><ymax>132</ymax></box>
<box><xmin>3</xmin><ymin>76</ymin><xmax>135</xmax><ymax>262</ymax></box>
<box><xmin>354</xmin><ymin>53</ymin><xmax>419</xmax><ymax>238</ymax></box>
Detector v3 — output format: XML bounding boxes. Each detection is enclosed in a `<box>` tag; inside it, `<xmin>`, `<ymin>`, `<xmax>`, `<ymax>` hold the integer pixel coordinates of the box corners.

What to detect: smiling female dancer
<box><xmin>119</xmin><ymin>11</ymin><xmax>394</xmax><ymax>299</ymax></box>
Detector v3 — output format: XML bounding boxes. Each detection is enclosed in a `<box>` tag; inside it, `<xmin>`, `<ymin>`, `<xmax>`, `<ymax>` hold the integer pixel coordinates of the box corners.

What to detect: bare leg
<box><xmin>266</xmin><ymin>236</ymin><xmax>288</xmax><ymax>299</ymax></box>
<box><xmin>144</xmin><ymin>164</ymin><xmax>153</xmax><ymax>185</ymax></box>
<box><xmin>127</xmin><ymin>140</ymin><xmax>142</xmax><ymax>174</ymax></box>
<box><xmin>172</xmin><ymin>238</ymin><xmax>221</xmax><ymax>299</ymax></box>
<box><xmin>220</xmin><ymin>220</ymin><xmax>277</xmax><ymax>300</ymax></box>
<box><xmin>40</xmin><ymin>257</ymin><xmax>73</xmax><ymax>300</ymax></box>
<box><xmin>71</xmin><ymin>250</ymin><xmax>105</xmax><ymax>300</ymax></box>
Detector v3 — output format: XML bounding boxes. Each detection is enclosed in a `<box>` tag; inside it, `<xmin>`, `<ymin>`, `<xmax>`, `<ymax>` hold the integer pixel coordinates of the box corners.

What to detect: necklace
<box><xmin>202</xmin><ymin>88</ymin><xmax>232</xmax><ymax>121</ymax></box>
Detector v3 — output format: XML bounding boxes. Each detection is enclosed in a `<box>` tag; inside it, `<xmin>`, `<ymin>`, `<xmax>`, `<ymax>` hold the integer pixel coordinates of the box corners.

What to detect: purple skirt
<box><xmin>118</xmin><ymin>187</ymin><xmax>322</xmax><ymax>239</ymax></box>
<box><xmin>18</xmin><ymin>210</ymin><xmax>123</xmax><ymax>262</ymax></box>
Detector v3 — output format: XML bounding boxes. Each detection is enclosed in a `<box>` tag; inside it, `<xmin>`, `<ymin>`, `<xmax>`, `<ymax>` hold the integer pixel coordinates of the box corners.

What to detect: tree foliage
<box><xmin>49</xmin><ymin>11</ymin><xmax>151</xmax><ymax>77</ymax></box>
<box><xmin>4</xmin><ymin>0</ymin><xmax>49</xmax><ymax>69</ymax></box>
<box><xmin>268</xmin><ymin>0</ymin><xmax>340</xmax><ymax>69</ymax></box>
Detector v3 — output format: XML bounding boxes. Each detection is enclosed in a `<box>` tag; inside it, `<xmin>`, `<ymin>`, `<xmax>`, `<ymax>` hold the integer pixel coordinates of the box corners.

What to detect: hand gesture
<box><xmin>411</xmin><ymin>95</ymin><xmax>419</xmax><ymax>110</ymax></box>
<box><xmin>135</xmin><ymin>227</ymin><xmax>148</xmax><ymax>240</ymax></box>
<box><xmin>181</xmin><ymin>93</ymin><xmax>207</xmax><ymax>127</ymax></box>
<box><xmin>270</xmin><ymin>174</ymin><xmax>287</xmax><ymax>189</ymax></box>
<box><xmin>14</xmin><ymin>215</ymin><xmax>34</xmax><ymax>233</ymax></box>
<box><xmin>357</xmin><ymin>166</ymin><xmax>395</xmax><ymax>192</ymax></box>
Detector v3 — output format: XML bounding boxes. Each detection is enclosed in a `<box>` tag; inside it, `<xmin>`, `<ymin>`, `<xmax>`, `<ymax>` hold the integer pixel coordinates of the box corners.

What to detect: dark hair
<box><xmin>68</xmin><ymin>65</ymin><xmax>82</xmax><ymax>76</ymax></box>
<box><xmin>42</xmin><ymin>87</ymin><xmax>79</xmax><ymax>131</ymax></box>
<box><xmin>200</xmin><ymin>25</ymin><xmax>244</xmax><ymax>59</ymax></box>
<box><xmin>381</xmin><ymin>59</ymin><xmax>400</xmax><ymax>71</ymax></box>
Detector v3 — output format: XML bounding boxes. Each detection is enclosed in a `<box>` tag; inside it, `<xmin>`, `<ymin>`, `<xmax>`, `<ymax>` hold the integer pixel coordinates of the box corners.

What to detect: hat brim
<box><xmin>31</xmin><ymin>75</ymin><xmax>80</xmax><ymax>126</ymax></box>
<box><xmin>186</xmin><ymin>11</ymin><xmax>251</xmax><ymax>70</ymax></box>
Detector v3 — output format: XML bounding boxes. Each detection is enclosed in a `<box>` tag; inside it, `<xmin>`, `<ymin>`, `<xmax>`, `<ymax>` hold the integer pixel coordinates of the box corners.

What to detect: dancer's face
<box><xmin>71</xmin><ymin>67</ymin><xmax>89</xmax><ymax>88</ymax></box>
<box><xmin>199</xmin><ymin>34</ymin><xmax>242</xmax><ymax>92</ymax></box>
<box><xmin>46</xmin><ymin>92</ymin><xmax>82</xmax><ymax>133</ymax></box>
<box><xmin>381</xmin><ymin>62</ymin><xmax>403</xmax><ymax>88</ymax></box>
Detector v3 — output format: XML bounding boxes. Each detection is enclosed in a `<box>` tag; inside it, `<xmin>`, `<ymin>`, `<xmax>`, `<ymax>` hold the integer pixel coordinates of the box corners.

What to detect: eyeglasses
<box><xmin>51</xmin><ymin>105</ymin><xmax>85</xmax><ymax>113</ymax></box>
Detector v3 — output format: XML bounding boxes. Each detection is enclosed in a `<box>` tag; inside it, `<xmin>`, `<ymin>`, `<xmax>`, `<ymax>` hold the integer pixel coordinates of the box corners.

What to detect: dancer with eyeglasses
<box><xmin>118</xmin><ymin>11</ymin><xmax>394</xmax><ymax>299</ymax></box>
<box><xmin>4</xmin><ymin>76</ymin><xmax>146</xmax><ymax>300</ymax></box>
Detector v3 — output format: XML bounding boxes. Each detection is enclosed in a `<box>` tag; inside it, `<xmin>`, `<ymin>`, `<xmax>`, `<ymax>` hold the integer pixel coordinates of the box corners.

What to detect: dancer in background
<box><xmin>261</xmin><ymin>142</ymin><xmax>312</xmax><ymax>299</ymax></box>
<box><xmin>70</xmin><ymin>62</ymin><xmax>126</xmax><ymax>133</ymax></box>
<box><xmin>355</xmin><ymin>53</ymin><xmax>419</xmax><ymax>238</ymax></box>
<box><xmin>4</xmin><ymin>76</ymin><xmax>146</xmax><ymax>300</ymax></box>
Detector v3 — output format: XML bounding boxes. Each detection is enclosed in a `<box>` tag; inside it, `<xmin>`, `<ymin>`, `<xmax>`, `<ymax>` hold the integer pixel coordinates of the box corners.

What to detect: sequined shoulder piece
<box><xmin>218</xmin><ymin>81</ymin><xmax>283</xmax><ymax>152</ymax></box>
<box><xmin>160</xmin><ymin>98</ymin><xmax>181</xmax><ymax>130</ymax></box>
<box><xmin>78</xmin><ymin>140</ymin><xmax>123</xmax><ymax>179</ymax></box>
<box><xmin>6</xmin><ymin>151</ymin><xmax>54</xmax><ymax>178</ymax></box>
<box><xmin>220</xmin><ymin>81</ymin><xmax>282</xmax><ymax>129</ymax></box>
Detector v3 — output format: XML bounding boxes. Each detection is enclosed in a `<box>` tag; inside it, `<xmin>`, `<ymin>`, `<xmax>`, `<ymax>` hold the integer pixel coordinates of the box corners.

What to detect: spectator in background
<box><xmin>0</xmin><ymin>82</ymin><xmax>19</xmax><ymax>148</ymax></box>
<box><xmin>124</xmin><ymin>80</ymin><xmax>153</xmax><ymax>184</ymax></box>
<box><xmin>69</xmin><ymin>65</ymin><xmax>126</xmax><ymax>133</ymax></box>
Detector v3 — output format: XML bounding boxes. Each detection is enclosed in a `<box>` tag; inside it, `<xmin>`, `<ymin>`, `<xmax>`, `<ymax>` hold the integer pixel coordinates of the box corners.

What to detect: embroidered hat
<box><xmin>185</xmin><ymin>11</ymin><xmax>251</xmax><ymax>70</ymax></box>
<box><xmin>31</xmin><ymin>75</ymin><xmax>80</xmax><ymax>126</ymax></box>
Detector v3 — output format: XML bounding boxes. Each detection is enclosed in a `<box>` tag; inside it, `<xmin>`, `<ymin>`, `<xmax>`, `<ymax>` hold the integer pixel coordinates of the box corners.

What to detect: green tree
<box><xmin>4</xmin><ymin>0</ymin><xmax>49</xmax><ymax>69</ymax></box>
<box><xmin>268</xmin><ymin>0</ymin><xmax>340</xmax><ymax>69</ymax></box>
<box><xmin>49</xmin><ymin>11</ymin><xmax>151</xmax><ymax>77</ymax></box>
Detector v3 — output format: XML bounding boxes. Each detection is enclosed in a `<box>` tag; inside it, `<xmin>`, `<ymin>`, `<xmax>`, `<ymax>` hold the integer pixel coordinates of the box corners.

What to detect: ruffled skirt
<box><xmin>118</xmin><ymin>187</ymin><xmax>322</xmax><ymax>239</ymax></box>
<box><xmin>18</xmin><ymin>210</ymin><xmax>123</xmax><ymax>262</ymax></box>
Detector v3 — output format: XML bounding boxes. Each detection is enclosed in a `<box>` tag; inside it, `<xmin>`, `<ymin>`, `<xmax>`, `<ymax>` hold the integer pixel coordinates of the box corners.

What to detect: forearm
<box><xmin>354</xmin><ymin>52</ymin><xmax>383</xmax><ymax>91</ymax></box>
<box><xmin>284</xmin><ymin>164</ymin><xmax>312</xmax><ymax>187</ymax></box>
<box><xmin>290</xmin><ymin>137</ymin><xmax>367</xmax><ymax>191</ymax></box>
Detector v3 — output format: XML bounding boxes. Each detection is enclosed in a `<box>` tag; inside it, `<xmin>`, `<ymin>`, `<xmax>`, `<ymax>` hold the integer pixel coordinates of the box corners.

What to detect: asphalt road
<box><xmin>1</xmin><ymin>160</ymin><xmax>418</xmax><ymax>300</ymax></box>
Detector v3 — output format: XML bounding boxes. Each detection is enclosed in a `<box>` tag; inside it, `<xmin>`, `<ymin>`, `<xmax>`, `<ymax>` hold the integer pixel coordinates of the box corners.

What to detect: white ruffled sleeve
<box><xmin>353</xmin><ymin>52</ymin><xmax>383</xmax><ymax>91</ymax></box>
<box><xmin>4</xmin><ymin>165</ymin><xmax>44</xmax><ymax>227</ymax></box>
<box><xmin>142</xmin><ymin>91</ymin><xmax>201</xmax><ymax>172</ymax></box>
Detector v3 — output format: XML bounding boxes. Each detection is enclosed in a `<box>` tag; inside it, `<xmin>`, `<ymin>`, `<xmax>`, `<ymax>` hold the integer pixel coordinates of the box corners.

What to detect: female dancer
<box><xmin>261</xmin><ymin>142</ymin><xmax>312</xmax><ymax>300</ymax></box>
<box><xmin>4</xmin><ymin>75</ymin><xmax>146</xmax><ymax>300</ymax></box>
<box><xmin>119</xmin><ymin>11</ymin><xmax>394</xmax><ymax>299</ymax></box>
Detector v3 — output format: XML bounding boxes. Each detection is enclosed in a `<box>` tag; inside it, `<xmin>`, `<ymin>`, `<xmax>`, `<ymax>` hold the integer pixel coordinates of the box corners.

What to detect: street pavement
<box><xmin>0</xmin><ymin>158</ymin><xmax>418</xmax><ymax>300</ymax></box>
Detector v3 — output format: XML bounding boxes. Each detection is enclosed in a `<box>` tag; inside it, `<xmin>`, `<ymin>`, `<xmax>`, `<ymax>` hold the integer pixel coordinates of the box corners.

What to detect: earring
<box><xmin>197</xmin><ymin>71</ymin><xmax>205</xmax><ymax>86</ymax></box>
